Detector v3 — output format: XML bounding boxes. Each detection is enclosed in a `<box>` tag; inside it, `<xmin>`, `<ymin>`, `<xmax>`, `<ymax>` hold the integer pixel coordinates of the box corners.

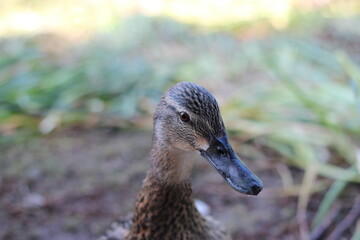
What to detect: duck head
<box><xmin>153</xmin><ymin>82</ymin><xmax>263</xmax><ymax>195</ymax></box>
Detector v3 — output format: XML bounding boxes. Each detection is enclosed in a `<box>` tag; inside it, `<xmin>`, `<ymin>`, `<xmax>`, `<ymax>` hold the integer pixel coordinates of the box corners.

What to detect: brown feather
<box><xmin>100</xmin><ymin>82</ymin><xmax>232</xmax><ymax>240</ymax></box>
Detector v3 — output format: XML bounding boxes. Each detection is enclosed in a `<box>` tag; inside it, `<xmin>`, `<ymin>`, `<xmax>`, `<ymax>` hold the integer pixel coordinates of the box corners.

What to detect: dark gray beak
<box><xmin>200</xmin><ymin>135</ymin><xmax>263</xmax><ymax>195</ymax></box>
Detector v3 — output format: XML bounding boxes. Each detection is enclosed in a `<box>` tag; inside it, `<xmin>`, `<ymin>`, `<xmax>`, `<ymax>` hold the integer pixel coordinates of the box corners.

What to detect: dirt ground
<box><xmin>0</xmin><ymin>128</ymin><xmax>358</xmax><ymax>240</ymax></box>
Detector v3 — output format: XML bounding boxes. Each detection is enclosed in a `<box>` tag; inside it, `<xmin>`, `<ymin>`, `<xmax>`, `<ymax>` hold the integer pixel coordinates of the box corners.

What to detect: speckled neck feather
<box><xmin>125</xmin><ymin>131</ymin><xmax>203</xmax><ymax>237</ymax></box>
<box><xmin>129</xmin><ymin>178</ymin><xmax>209</xmax><ymax>239</ymax></box>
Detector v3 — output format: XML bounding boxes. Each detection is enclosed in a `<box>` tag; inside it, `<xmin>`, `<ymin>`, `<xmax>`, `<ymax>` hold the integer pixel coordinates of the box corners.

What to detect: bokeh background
<box><xmin>1</xmin><ymin>0</ymin><xmax>360</xmax><ymax>239</ymax></box>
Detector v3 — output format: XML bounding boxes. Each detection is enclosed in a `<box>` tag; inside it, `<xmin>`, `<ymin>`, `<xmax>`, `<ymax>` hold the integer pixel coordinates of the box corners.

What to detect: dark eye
<box><xmin>179</xmin><ymin>112</ymin><xmax>190</xmax><ymax>122</ymax></box>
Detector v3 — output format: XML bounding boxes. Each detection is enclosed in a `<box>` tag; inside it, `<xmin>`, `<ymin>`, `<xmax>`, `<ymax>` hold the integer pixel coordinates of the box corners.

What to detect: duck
<box><xmin>99</xmin><ymin>82</ymin><xmax>263</xmax><ymax>240</ymax></box>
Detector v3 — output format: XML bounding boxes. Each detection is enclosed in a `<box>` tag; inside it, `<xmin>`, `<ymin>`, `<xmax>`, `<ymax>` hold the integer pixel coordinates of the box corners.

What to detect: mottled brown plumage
<box><xmin>100</xmin><ymin>82</ymin><xmax>263</xmax><ymax>240</ymax></box>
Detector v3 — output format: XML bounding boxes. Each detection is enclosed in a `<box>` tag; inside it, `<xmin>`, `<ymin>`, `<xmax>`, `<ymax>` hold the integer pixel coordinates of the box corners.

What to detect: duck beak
<box><xmin>200</xmin><ymin>135</ymin><xmax>263</xmax><ymax>195</ymax></box>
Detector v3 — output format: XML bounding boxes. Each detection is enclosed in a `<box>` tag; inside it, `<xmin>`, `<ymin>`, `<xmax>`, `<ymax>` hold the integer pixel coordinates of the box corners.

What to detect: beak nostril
<box><xmin>216</xmin><ymin>146</ymin><xmax>226</xmax><ymax>157</ymax></box>
<box><xmin>251</xmin><ymin>184</ymin><xmax>263</xmax><ymax>195</ymax></box>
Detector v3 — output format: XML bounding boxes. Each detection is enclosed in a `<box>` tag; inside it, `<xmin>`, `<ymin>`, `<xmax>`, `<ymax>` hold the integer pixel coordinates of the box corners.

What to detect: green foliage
<box><xmin>221</xmin><ymin>37</ymin><xmax>360</xmax><ymax>183</ymax></box>
<box><xmin>0</xmin><ymin>16</ymin><xmax>194</xmax><ymax>131</ymax></box>
<box><xmin>1</xmin><ymin>16</ymin><xmax>360</xmax><ymax>183</ymax></box>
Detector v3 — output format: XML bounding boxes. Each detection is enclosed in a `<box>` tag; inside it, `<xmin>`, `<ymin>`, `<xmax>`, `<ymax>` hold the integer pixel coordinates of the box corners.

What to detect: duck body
<box><xmin>100</xmin><ymin>82</ymin><xmax>262</xmax><ymax>240</ymax></box>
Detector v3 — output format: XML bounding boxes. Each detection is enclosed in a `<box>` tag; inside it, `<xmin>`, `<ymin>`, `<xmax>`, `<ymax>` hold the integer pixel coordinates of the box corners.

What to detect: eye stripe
<box><xmin>166</xmin><ymin>104</ymin><xmax>177</xmax><ymax>112</ymax></box>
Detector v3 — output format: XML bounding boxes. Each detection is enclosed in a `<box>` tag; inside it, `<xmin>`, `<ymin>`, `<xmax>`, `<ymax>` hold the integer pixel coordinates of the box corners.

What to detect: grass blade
<box><xmin>311</xmin><ymin>179</ymin><xmax>347</xmax><ymax>229</ymax></box>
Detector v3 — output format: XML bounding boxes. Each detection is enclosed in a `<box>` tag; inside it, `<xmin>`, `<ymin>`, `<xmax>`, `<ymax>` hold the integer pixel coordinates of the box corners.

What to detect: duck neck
<box><xmin>149</xmin><ymin>138</ymin><xmax>195</xmax><ymax>184</ymax></box>
<box><xmin>129</xmin><ymin>140</ymin><xmax>208</xmax><ymax>239</ymax></box>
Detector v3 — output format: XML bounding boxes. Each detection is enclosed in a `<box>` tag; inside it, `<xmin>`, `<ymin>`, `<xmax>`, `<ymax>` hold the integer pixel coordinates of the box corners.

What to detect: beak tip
<box><xmin>250</xmin><ymin>183</ymin><xmax>263</xmax><ymax>195</ymax></box>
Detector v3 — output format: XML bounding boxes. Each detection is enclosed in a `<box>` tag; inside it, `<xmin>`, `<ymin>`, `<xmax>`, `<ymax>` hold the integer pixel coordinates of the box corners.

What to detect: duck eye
<box><xmin>179</xmin><ymin>112</ymin><xmax>190</xmax><ymax>122</ymax></box>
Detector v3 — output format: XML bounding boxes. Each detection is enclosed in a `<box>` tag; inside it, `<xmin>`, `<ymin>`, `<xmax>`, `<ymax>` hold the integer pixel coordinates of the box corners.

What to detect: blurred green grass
<box><xmin>1</xmin><ymin>1</ymin><xmax>360</xmax><ymax>238</ymax></box>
